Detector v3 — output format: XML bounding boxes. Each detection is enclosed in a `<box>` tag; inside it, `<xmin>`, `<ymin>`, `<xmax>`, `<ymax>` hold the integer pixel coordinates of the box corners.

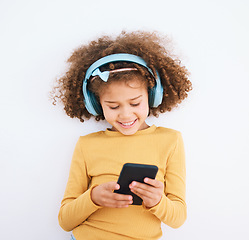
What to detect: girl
<box><xmin>51</xmin><ymin>31</ymin><xmax>192</xmax><ymax>240</ymax></box>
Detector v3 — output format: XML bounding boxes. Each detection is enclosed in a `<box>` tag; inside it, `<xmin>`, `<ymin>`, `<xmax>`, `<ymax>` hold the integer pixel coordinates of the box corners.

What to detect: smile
<box><xmin>118</xmin><ymin>119</ymin><xmax>137</xmax><ymax>128</ymax></box>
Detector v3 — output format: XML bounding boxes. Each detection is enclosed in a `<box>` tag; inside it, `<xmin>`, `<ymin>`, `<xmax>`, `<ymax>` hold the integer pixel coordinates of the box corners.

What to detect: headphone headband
<box><xmin>82</xmin><ymin>53</ymin><xmax>163</xmax><ymax>116</ymax></box>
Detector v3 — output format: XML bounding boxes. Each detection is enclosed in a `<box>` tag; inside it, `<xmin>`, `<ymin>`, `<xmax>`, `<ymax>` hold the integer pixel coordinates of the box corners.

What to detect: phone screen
<box><xmin>114</xmin><ymin>163</ymin><xmax>158</xmax><ymax>205</ymax></box>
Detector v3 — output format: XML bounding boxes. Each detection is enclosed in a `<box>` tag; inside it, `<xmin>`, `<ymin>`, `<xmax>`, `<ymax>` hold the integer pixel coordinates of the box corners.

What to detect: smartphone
<box><xmin>114</xmin><ymin>163</ymin><xmax>158</xmax><ymax>205</ymax></box>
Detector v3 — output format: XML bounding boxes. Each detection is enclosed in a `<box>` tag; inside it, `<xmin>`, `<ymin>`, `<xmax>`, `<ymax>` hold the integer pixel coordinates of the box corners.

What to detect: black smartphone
<box><xmin>114</xmin><ymin>163</ymin><xmax>158</xmax><ymax>205</ymax></box>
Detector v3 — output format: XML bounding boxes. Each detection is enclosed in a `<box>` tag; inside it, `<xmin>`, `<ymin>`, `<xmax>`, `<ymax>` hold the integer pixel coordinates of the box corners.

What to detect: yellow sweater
<box><xmin>58</xmin><ymin>125</ymin><xmax>186</xmax><ymax>240</ymax></box>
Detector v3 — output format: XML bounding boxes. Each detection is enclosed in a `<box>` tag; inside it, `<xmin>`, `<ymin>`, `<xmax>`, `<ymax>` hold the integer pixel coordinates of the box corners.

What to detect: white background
<box><xmin>0</xmin><ymin>0</ymin><xmax>249</xmax><ymax>239</ymax></box>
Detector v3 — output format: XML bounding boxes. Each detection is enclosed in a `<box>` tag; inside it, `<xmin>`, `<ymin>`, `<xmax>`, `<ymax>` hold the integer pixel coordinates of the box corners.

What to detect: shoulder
<box><xmin>154</xmin><ymin>127</ymin><xmax>184</xmax><ymax>156</ymax></box>
<box><xmin>77</xmin><ymin>130</ymin><xmax>105</xmax><ymax>144</ymax></box>
<box><xmin>154</xmin><ymin>126</ymin><xmax>183</xmax><ymax>145</ymax></box>
<box><xmin>155</xmin><ymin>126</ymin><xmax>181</xmax><ymax>137</ymax></box>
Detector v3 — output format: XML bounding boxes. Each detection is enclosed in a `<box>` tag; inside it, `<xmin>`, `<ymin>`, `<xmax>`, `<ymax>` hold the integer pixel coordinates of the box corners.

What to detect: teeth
<box><xmin>120</xmin><ymin>120</ymin><xmax>135</xmax><ymax>126</ymax></box>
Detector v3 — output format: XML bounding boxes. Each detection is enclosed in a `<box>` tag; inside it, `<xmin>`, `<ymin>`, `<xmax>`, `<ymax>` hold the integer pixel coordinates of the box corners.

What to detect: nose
<box><xmin>118</xmin><ymin>105</ymin><xmax>132</xmax><ymax>120</ymax></box>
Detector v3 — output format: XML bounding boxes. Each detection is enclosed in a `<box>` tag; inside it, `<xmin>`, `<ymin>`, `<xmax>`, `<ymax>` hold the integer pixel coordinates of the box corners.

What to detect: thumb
<box><xmin>105</xmin><ymin>181</ymin><xmax>120</xmax><ymax>191</ymax></box>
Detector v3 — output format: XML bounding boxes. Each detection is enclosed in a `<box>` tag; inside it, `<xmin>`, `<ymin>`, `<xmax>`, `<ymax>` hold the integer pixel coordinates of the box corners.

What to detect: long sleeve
<box><xmin>58</xmin><ymin>126</ymin><xmax>187</xmax><ymax>239</ymax></box>
<box><xmin>58</xmin><ymin>138</ymin><xmax>101</xmax><ymax>231</ymax></box>
<box><xmin>147</xmin><ymin>132</ymin><xmax>187</xmax><ymax>228</ymax></box>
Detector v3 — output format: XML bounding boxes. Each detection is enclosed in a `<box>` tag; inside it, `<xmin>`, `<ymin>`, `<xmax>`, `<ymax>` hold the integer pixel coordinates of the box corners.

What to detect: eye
<box><xmin>131</xmin><ymin>103</ymin><xmax>140</xmax><ymax>107</ymax></box>
<box><xmin>109</xmin><ymin>106</ymin><xmax>119</xmax><ymax>110</ymax></box>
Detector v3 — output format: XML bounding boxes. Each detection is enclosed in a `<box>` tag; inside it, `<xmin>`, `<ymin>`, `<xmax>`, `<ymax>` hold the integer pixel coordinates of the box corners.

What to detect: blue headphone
<box><xmin>82</xmin><ymin>53</ymin><xmax>163</xmax><ymax>116</ymax></box>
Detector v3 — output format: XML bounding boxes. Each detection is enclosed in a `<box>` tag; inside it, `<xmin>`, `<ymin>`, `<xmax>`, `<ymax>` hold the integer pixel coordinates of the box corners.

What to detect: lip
<box><xmin>118</xmin><ymin>119</ymin><xmax>137</xmax><ymax>129</ymax></box>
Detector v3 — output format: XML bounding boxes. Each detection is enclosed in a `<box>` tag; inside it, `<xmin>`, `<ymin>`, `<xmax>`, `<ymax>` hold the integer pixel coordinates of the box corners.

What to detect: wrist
<box><xmin>90</xmin><ymin>185</ymin><xmax>100</xmax><ymax>206</ymax></box>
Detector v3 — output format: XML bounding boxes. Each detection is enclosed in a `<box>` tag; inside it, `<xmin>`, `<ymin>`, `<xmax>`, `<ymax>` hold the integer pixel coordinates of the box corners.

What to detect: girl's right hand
<box><xmin>91</xmin><ymin>182</ymin><xmax>133</xmax><ymax>208</ymax></box>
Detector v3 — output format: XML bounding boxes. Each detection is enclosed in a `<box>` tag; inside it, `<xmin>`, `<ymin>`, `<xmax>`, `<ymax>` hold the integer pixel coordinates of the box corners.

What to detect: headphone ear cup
<box><xmin>148</xmin><ymin>84</ymin><xmax>163</xmax><ymax>107</ymax></box>
<box><xmin>148</xmin><ymin>88</ymin><xmax>155</xmax><ymax>107</ymax></box>
<box><xmin>88</xmin><ymin>91</ymin><xmax>103</xmax><ymax>116</ymax></box>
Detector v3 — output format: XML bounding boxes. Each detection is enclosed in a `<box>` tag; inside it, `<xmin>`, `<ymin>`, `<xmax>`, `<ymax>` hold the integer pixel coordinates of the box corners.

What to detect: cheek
<box><xmin>102</xmin><ymin>106</ymin><xmax>116</xmax><ymax>121</ymax></box>
<box><xmin>138</xmin><ymin>101</ymin><xmax>149</xmax><ymax>115</ymax></box>
<box><xmin>101</xmin><ymin>106</ymin><xmax>110</xmax><ymax>118</ymax></box>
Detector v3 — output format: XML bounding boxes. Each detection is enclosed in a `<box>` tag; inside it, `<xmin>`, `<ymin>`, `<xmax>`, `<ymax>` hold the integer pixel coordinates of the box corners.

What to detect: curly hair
<box><xmin>50</xmin><ymin>31</ymin><xmax>192</xmax><ymax>122</ymax></box>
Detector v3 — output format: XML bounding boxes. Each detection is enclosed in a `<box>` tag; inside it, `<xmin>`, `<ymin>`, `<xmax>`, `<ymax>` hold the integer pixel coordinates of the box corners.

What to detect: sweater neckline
<box><xmin>104</xmin><ymin>124</ymin><xmax>156</xmax><ymax>137</ymax></box>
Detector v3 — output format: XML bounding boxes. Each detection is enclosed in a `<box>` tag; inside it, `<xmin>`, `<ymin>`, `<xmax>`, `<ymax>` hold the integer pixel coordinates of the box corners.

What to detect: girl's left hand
<box><xmin>129</xmin><ymin>178</ymin><xmax>164</xmax><ymax>208</ymax></box>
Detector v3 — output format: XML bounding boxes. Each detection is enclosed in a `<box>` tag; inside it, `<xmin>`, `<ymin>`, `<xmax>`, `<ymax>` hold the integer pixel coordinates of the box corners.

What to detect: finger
<box><xmin>130</xmin><ymin>186</ymin><xmax>154</xmax><ymax>200</ymax></box>
<box><xmin>101</xmin><ymin>188</ymin><xmax>132</xmax><ymax>203</ymax></box>
<box><xmin>144</xmin><ymin>178</ymin><xmax>163</xmax><ymax>188</ymax></box>
<box><xmin>106</xmin><ymin>202</ymin><xmax>131</xmax><ymax>208</ymax></box>
<box><xmin>113</xmin><ymin>193</ymin><xmax>133</xmax><ymax>202</ymax></box>
<box><xmin>104</xmin><ymin>196</ymin><xmax>133</xmax><ymax>208</ymax></box>
<box><xmin>130</xmin><ymin>181</ymin><xmax>154</xmax><ymax>194</ymax></box>
<box><xmin>105</xmin><ymin>181</ymin><xmax>120</xmax><ymax>191</ymax></box>
<box><xmin>104</xmin><ymin>192</ymin><xmax>133</xmax><ymax>206</ymax></box>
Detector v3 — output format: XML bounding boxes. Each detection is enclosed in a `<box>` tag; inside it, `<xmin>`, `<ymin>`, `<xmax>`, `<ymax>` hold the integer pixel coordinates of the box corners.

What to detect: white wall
<box><xmin>1</xmin><ymin>0</ymin><xmax>249</xmax><ymax>239</ymax></box>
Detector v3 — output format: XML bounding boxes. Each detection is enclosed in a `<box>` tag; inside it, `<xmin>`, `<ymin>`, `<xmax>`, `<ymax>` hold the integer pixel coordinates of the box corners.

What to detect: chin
<box><xmin>117</xmin><ymin>127</ymin><xmax>139</xmax><ymax>136</ymax></box>
<box><xmin>121</xmin><ymin>131</ymin><xmax>137</xmax><ymax>136</ymax></box>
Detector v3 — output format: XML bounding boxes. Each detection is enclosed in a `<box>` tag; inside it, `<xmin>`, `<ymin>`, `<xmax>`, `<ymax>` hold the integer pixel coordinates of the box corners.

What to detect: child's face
<box><xmin>99</xmin><ymin>78</ymin><xmax>149</xmax><ymax>135</ymax></box>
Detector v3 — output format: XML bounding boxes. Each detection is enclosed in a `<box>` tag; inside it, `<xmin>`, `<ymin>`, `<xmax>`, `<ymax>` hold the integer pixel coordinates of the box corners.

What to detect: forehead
<box><xmin>101</xmin><ymin>78</ymin><xmax>147</xmax><ymax>101</ymax></box>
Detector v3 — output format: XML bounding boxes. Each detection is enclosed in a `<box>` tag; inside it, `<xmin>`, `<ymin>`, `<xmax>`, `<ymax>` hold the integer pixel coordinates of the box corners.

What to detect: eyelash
<box><xmin>131</xmin><ymin>103</ymin><xmax>140</xmax><ymax>107</ymax></box>
<box><xmin>109</xmin><ymin>103</ymin><xmax>140</xmax><ymax>110</ymax></box>
<box><xmin>109</xmin><ymin>106</ymin><xmax>119</xmax><ymax>110</ymax></box>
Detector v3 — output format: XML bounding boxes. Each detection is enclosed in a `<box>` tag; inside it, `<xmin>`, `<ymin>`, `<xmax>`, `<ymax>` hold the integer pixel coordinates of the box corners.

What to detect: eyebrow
<box><xmin>104</xmin><ymin>95</ymin><xmax>142</xmax><ymax>103</ymax></box>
